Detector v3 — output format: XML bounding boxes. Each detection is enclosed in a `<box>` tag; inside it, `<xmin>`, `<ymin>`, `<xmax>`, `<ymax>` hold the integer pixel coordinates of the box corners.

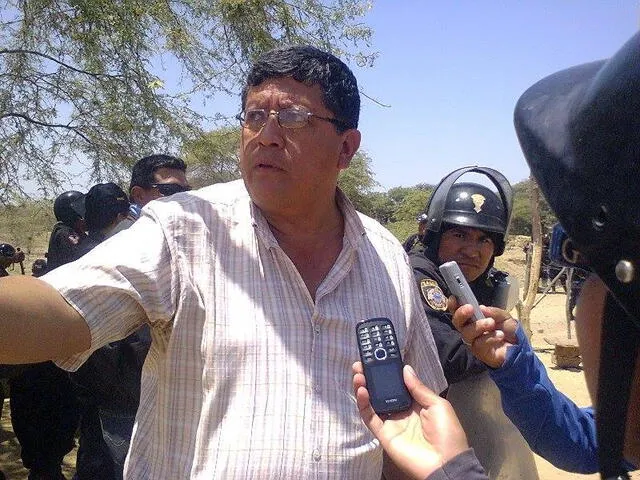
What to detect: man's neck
<box><xmin>259</xmin><ymin>197</ymin><xmax>346</xmax><ymax>299</ymax></box>
<box><xmin>260</xmin><ymin>195</ymin><xmax>344</xmax><ymax>240</ymax></box>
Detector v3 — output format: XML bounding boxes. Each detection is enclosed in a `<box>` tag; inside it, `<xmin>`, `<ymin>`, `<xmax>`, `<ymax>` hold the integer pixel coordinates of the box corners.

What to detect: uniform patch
<box><xmin>67</xmin><ymin>232</ymin><xmax>80</xmax><ymax>245</ymax></box>
<box><xmin>420</xmin><ymin>279</ymin><xmax>448</xmax><ymax>311</ymax></box>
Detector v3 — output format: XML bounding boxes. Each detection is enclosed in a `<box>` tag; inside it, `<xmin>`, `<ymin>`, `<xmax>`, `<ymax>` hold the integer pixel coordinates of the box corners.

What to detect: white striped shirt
<box><xmin>44</xmin><ymin>180</ymin><xmax>446</xmax><ymax>479</ymax></box>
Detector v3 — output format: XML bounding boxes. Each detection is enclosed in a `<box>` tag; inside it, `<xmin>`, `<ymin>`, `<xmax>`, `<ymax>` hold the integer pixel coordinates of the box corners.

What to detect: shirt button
<box><xmin>314</xmin><ymin>325</ymin><xmax>321</xmax><ymax>334</ymax></box>
<box><xmin>313</xmin><ymin>384</ymin><xmax>321</xmax><ymax>393</ymax></box>
<box><xmin>312</xmin><ymin>449</ymin><xmax>321</xmax><ymax>462</ymax></box>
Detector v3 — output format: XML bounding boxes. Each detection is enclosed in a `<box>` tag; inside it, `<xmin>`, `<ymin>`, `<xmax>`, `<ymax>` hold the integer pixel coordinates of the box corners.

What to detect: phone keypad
<box><xmin>356</xmin><ymin>319</ymin><xmax>400</xmax><ymax>365</ymax></box>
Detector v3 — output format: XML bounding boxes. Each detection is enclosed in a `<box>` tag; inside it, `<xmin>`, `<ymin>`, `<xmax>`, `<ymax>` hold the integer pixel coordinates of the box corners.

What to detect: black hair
<box><xmin>241</xmin><ymin>45</ymin><xmax>360</xmax><ymax>133</ymax></box>
<box><xmin>129</xmin><ymin>154</ymin><xmax>187</xmax><ymax>193</ymax></box>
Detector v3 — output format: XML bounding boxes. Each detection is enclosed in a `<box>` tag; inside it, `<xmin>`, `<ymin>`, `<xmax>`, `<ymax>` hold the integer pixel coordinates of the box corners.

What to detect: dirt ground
<box><xmin>0</xmin><ymin>238</ymin><xmax>638</xmax><ymax>479</ymax></box>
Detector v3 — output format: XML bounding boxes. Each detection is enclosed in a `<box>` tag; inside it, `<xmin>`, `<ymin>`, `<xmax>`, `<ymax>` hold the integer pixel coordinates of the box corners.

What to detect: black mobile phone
<box><xmin>355</xmin><ymin>317</ymin><xmax>411</xmax><ymax>415</ymax></box>
<box><xmin>438</xmin><ymin>261</ymin><xmax>484</xmax><ymax>322</ymax></box>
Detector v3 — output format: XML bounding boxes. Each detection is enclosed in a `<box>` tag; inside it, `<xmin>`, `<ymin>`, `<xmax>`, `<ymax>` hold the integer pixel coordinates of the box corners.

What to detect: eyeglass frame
<box><xmin>149</xmin><ymin>183</ymin><xmax>192</xmax><ymax>196</ymax></box>
<box><xmin>235</xmin><ymin>106</ymin><xmax>352</xmax><ymax>131</ymax></box>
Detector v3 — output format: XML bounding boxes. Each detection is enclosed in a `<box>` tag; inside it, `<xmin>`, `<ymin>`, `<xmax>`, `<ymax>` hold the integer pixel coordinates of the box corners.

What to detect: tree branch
<box><xmin>0</xmin><ymin>112</ymin><xmax>92</xmax><ymax>143</ymax></box>
<box><xmin>0</xmin><ymin>49</ymin><xmax>124</xmax><ymax>81</ymax></box>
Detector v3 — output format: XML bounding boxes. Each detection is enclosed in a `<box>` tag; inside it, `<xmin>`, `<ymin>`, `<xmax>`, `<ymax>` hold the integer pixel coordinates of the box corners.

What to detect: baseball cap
<box><xmin>72</xmin><ymin>182</ymin><xmax>130</xmax><ymax>232</ymax></box>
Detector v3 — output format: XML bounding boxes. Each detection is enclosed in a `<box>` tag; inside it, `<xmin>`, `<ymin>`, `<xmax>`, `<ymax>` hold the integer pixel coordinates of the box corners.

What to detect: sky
<box><xmin>341</xmin><ymin>1</ymin><xmax>639</xmax><ymax>190</ymax></box>
<box><xmin>45</xmin><ymin>1</ymin><xmax>640</xmax><ymax>194</ymax></box>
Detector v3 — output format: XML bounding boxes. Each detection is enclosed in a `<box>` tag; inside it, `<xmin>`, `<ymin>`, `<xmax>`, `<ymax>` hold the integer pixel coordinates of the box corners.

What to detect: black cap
<box><xmin>72</xmin><ymin>183</ymin><xmax>130</xmax><ymax>232</ymax></box>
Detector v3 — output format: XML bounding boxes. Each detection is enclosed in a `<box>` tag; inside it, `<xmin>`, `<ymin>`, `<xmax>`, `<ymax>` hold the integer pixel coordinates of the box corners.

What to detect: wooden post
<box><xmin>516</xmin><ymin>176</ymin><xmax>542</xmax><ymax>340</ymax></box>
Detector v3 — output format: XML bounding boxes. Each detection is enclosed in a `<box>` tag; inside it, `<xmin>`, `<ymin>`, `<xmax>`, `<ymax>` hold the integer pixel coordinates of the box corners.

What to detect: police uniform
<box><xmin>412</xmin><ymin>167</ymin><xmax>539</xmax><ymax>480</ymax></box>
<box><xmin>46</xmin><ymin>221</ymin><xmax>86</xmax><ymax>271</ymax></box>
<box><xmin>6</xmin><ymin>225</ymin><xmax>83</xmax><ymax>478</ymax></box>
<box><xmin>410</xmin><ymin>247</ymin><xmax>539</xmax><ymax>480</ymax></box>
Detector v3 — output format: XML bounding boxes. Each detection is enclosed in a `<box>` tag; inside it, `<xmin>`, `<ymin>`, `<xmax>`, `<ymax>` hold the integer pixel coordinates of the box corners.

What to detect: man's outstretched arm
<box><xmin>0</xmin><ymin>275</ymin><xmax>90</xmax><ymax>364</ymax></box>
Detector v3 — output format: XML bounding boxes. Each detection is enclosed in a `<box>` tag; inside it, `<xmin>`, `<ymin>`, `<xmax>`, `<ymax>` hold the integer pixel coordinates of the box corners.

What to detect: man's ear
<box><xmin>130</xmin><ymin>186</ymin><xmax>145</xmax><ymax>206</ymax></box>
<box><xmin>337</xmin><ymin>129</ymin><xmax>361</xmax><ymax>170</ymax></box>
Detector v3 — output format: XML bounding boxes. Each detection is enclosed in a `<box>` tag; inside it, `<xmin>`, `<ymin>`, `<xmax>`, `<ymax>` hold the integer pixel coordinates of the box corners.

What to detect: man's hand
<box><xmin>353</xmin><ymin>362</ymin><xmax>469</xmax><ymax>480</ymax></box>
<box><xmin>451</xmin><ymin>303</ymin><xmax>519</xmax><ymax>368</ymax></box>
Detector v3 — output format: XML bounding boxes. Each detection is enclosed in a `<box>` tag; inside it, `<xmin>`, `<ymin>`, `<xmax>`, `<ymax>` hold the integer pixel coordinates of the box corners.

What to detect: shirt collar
<box><xmin>249</xmin><ymin>188</ymin><xmax>367</xmax><ymax>250</ymax></box>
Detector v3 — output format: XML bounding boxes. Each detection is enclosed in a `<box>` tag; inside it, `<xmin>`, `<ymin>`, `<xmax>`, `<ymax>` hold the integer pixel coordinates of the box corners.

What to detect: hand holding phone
<box><xmin>355</xmin><ymin>318</ymin><xmax>411</xmax><ymax>415</ymax></box>
<box><xmin>438</xmin><ymin>261</ymin><xmax>484</xmax><ymax>322</ymax></box>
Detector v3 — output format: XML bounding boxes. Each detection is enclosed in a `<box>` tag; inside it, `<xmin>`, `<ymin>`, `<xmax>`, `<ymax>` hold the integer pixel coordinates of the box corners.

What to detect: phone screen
<box><xmin>366</xmin><ymin>362</ymin><xmax>405</xmax><ymax>402</ymax></box>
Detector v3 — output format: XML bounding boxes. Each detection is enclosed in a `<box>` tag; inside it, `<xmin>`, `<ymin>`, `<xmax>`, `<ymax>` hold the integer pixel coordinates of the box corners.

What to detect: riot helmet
<box><xmin>514</xmin><ymin>31</ymin><xmax>640</xmax><ymax>480</ymax></box>
<box><xmin>422</xmin><ymin>166</ymin><xmax>513</xmax><ymax>257</ymax></box>
<box><xmin>0</xmin><ymin>243</ymin><xmax>16</xmax><ymax>259</ymax></box>
<box><xmin>53</xmin><ymin>190</ymin><xmax>84</xmax><ymax>226</ymax></box>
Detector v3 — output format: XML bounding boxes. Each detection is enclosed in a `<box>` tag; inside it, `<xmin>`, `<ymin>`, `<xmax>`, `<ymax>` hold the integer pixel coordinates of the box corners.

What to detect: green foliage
<box><xmin>510</xmin><ymin>178</ymin><xmax>557</xmax><ymax>235</ymax></box>
<box><xmin>385</xmin><ymin>220</ymin><xmax>416</xmax><ymax>244</ymax></box>
<box><xmin>392</xmin><ymin>187</ymin><xmax>432</xmax><ymax>222</ymax></box>
<box><xmin>0</xmin><ymin>200</ymin><xmax>54</xmax><ymax>265</ymax></box>
<box><xmin>182</xmin><ymin>127</ymin><xmax>241</xmax><ymax>188</ymax></box>
<box><xmin>338</xmin><ymin>151</ymin><xmax>378</xmax><ymax>214</ymax></box>
<box><xmin>0</xmin><ymin>0</ymin><xmax>376</xmax><ymax>202</ymax></box>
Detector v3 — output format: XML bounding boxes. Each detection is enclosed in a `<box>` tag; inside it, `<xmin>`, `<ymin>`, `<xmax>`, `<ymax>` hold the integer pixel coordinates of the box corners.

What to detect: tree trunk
<box><xmin>516</xmin><ymin>176</ymin><xmax>543</xmax><ymax>340</ymax></box>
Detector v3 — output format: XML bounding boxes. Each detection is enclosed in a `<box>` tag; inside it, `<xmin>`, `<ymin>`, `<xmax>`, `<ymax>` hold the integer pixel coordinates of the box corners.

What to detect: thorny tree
<box><xmin>0</xmin><ymin>0</ymin><xmax>376</xmax><ymax>202</ymax></box>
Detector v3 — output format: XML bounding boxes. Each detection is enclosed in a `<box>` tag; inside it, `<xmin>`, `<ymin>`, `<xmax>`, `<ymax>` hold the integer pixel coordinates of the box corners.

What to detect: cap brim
<box><xmin>514</xmin><ymin>60</ymin><xmax>604</xmax><ymax>238</ymax></box>
<box><xmin>514</xmin><ymin>31</ymin><xmax>640</xmax><ymax>321</ymax></box>
<box><xmin>514</xmin><ymin>31</ymin><xmax>640</xmax><ymax>250</ymax></box>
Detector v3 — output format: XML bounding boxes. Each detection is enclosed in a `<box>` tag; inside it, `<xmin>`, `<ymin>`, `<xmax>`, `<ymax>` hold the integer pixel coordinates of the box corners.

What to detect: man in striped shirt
<box><xmin>0</xmin><ymin>45</ymin><xmax>446</xmax><ymax>479</ymax></box>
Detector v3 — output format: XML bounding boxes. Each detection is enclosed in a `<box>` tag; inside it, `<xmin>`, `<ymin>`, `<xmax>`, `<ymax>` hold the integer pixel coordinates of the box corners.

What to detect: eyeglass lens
<box><xmin>243</xmin><ymin>109</ymin><xmax>308</xmax><ymax>129</ymax></box>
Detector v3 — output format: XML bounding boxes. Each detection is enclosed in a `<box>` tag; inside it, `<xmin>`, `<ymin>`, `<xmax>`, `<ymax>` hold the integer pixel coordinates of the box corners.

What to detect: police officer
<box><xmin>5</xmin><ymin>194</ymin><xmax>84</xmax><ymax>480</ymax></box>
<box><xmin>46</xmin><ymin>190</ymin><xmax>87</xmax><ymax>272</ymax></box>
<box><xmin>0</xmin><ymin>242</ymin><xmax>23</xmax><ymax>480</ymax></box>
<box><xmin>0</xmin><ymin>243</ymin><xmax>22</xmax><ymax>277</ymax></box>
<box><xmin>408</xmin><ymin>166</ymin><xmax>538</xmax><ymax>480</ymax></box>
<box><xmin>402</xmin><ymin>213</ymin><xmax>428</xmax><ymax>253</ymax></box>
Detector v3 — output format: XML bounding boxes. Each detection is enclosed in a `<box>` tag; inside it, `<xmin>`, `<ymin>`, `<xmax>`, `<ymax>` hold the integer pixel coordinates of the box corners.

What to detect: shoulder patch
<box><xmin>67</xmin><ymin>232</ymin><xmax>80</xmax><ymax>245</ymax></box>
<box><xmin>420</xmin><ymin>278</ymin><xmax>448</xmax><ymax>311</ymax></box>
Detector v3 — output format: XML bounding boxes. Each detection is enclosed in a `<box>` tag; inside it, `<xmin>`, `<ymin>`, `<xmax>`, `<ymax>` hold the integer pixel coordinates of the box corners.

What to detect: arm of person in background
<box><xmin>0</xmin><ymin>275</ymin><xmax>90</xmax><ymax>364</ymax></box>
<box><xmin>451</xmin><ymin>304</ymin><xmax>601</xmax><ymax>474</ymax></box>
<box><xmin>410</xmin><ymin>257</ymin><xmax>487</xmax><ymax>383</ymax></box>
<box><xmin>353</xmin><ymin>362</ymin><xmax>488</xmax><ymax>480</ymax></box>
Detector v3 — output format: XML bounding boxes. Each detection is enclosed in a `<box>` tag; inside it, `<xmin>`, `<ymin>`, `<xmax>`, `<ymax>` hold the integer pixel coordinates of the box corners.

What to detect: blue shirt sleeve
<box><xmin>489</xmin><ymin>324</ymin><xmax>599</xmax><ymax>473</ymax></box>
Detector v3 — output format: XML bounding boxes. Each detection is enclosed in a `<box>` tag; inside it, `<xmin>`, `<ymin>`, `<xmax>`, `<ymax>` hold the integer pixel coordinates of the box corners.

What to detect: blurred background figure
<box><xmin>66</xmin><ymin>182</ymin><xmax>132</xmax><ymax>480</ymax></box>
<box><xmin>2</xmin><ymin>241</ymin><xmax>79</xmax><ymax>480</ymax></box>
<box><xmin>46</xmin><ymin>191</ymin><xmax>87</xmax><ymax>273</ymax></box>
<box><xmin>402</xmin><ymin>213</ymin><xmax>428</xmax><ymax>253</ymax></box>
<box><xmin>0</xmin><ymin>243</ymin><xmax>24</xmax><ymax>277</ymax></box>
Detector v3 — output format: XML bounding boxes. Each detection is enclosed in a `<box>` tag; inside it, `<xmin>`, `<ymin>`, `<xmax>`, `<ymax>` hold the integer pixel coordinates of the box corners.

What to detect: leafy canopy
<box><xmin>0</xmin><ymin>0</ymin><xmax>375</xmax><ymax>202</ymax></box>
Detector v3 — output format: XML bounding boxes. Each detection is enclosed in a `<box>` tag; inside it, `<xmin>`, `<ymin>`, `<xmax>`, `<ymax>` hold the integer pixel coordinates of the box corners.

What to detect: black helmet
<box><xmin>53</xmin><ymin>190</ymin><xmax>84</xmax><ymax>225</ymax></box>
<box><xmin>423</xmin><ymin>166</ymin><xmax>513</xmax><ymax>256</ymax></box>
<box><xmin>514</xmin><ymin>31</ymin><xmax>640</xmax><ymax>479</ymax></box>
<box><xmin>0</xmin><ymin>243</ymin><xmax>16</xmax><ymax>258</ymax></box>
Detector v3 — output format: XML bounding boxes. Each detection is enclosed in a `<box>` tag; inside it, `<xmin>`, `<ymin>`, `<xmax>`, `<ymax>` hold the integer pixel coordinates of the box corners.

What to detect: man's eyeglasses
<box><xmin>150</xmin><ymin>183</ymin><xmax>191</xmax><ymax>196</ymax></box>
<box><xmin>236</xmin><ymin>107</ymin><xmax>350</xmax><ymax>131</ymax></box>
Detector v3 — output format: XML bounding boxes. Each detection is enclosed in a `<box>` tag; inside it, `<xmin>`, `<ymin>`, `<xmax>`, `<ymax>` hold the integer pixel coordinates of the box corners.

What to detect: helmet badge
<box><xmin>471</xmin><ymin>194</ymin><xmax>486</xmax><ymax>213</ymax></box>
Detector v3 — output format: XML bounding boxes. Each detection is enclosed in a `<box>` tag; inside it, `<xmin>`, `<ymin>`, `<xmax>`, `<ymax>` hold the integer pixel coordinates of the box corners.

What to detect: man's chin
<box><xmin>458</xmin><ymin>265</ymin><xmax>481</xmax><ymax>282</ymax></box>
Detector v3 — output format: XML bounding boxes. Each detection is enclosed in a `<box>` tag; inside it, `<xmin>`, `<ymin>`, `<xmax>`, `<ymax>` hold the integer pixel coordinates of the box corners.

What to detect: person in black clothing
<box><xmin>66</xmin><ymin>182</ymin><xmax>133</xmax><ymax>480</ymax></box>
<box><xmin>402</xmin><ymin>213</ymin><xmax>428</xmax><ymax>253</ymax></box>
<box><xmin>2</xmin><ymin>238</ymin><xmax>79</xmax><ymax>480</ymax></box>
<box><xmin>46</xmin><ymin>191</ymin><xmax>87</xmax><ymax>272</ymax></box>
<box><xmin>408</xmin><ymin>169</ymin><xmax>515</xmax><ymax>384</ymax></box>
<box><xmin>408</xmin><ymin>167</ymin><xmax>539</xmax><ymax>480</ymax></box>
<box><xmin>0</xmin><ymin>243</ymin><xmax>24</xmax><ymax>480</ymax></box>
